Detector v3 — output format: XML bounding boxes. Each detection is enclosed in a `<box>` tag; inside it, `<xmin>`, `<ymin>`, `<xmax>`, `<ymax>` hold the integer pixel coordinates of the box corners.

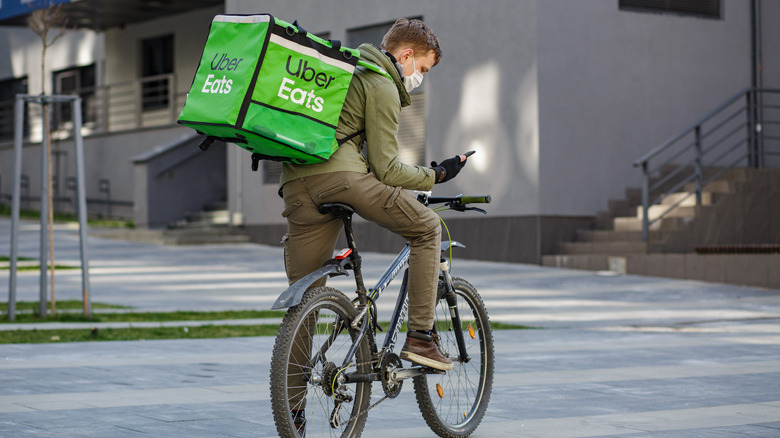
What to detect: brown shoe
<box><xmin>400</xmin><ymin>330</ymin><xmax>454</xmax><ymax>371</ymax></box>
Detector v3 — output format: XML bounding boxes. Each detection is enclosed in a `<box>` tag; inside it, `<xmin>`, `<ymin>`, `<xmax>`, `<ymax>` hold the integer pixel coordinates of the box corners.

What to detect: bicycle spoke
<box><xmin>270</xmin><ymin>287</ymin><xmax>373</xmax><ymax>438</ymax></box>
<box><xmin>414</xmin><ymin>278</ymin><xmax>494</xmax><ymax>436</ymax></box>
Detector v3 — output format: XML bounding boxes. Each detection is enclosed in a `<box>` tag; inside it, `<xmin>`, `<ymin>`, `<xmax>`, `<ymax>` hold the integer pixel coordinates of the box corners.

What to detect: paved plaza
<box><xmin>1</xmin><ymin>218</ymin><xmax>780</xmax><ymax>437</ymax></box>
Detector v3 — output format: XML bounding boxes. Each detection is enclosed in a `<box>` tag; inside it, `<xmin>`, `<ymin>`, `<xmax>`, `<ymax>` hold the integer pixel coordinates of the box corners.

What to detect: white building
<box><xmin>1</xmin><ymin>0</ymin><xmax>777</xmax><ymax>264</ymax></box>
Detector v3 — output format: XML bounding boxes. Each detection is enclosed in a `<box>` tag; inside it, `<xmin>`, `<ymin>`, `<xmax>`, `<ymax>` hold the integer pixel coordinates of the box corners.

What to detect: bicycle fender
<box><xmin>441</xmin><ymin>241</ymin><xmax>466</xmax><ymax>251</ymax></box>
<box><xmin>271</xmin><ymin>259</ymin><xmax>350</xmax><ymax>310</ymax></box>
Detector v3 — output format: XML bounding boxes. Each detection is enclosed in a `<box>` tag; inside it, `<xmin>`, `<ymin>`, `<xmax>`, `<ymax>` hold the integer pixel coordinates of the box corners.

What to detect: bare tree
<box><xmin>28</xmin><ymin>0</ymin><xmax>70</xmax><ymax>317</ymax></box>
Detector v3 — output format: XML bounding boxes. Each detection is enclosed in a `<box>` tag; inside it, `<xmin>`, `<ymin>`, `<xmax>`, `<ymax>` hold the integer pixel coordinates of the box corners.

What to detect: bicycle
<box><xmin>269</xmin><ymin>192</ymin><xmax>494</xmax><ymax>438</ymax></box>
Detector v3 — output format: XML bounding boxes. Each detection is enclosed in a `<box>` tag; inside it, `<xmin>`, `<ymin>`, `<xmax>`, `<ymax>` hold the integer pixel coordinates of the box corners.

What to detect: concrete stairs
<box><xmin>93</xmin><ymin>202</ymin><xmax>251</xmax><ymax>245</ymax></box>
<box><xmin>542</xmin><ymin>168</ymin><xmax>750</xmax><ymax>272</ymax></box>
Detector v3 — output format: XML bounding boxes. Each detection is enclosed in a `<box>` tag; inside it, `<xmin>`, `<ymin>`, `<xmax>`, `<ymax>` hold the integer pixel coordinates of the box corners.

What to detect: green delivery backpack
<box><xmin>178</xmin><ymin>14</ymin><xmax>389</xmax><ymax>165</ymax></box>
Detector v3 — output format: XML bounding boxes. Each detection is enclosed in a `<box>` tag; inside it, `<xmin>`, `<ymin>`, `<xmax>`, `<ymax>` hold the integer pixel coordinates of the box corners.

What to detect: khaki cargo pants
<box><xmin>281</xmin><ymin>171</ymin><xmax>442</xmax><ymax>331</ymax></box>
<box><xmin>281</xmin><ymin>171</ymin><xmax>442</xmax><ymax>409</ymax></box>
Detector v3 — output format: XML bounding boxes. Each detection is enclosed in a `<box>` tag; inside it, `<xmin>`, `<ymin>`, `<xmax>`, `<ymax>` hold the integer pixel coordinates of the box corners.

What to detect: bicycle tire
<box><xmin>270</xmin><ymin>286</ymin><xmax>373</xmax><ymax>438</ymax></box>
<box><xmin>413</xmin><ymin>278</ymin><xmax>494</xmax><ymax>437</ymax></box>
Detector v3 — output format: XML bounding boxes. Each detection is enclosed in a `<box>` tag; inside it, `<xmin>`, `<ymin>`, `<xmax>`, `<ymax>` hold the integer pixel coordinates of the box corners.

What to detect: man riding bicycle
<box><xmin>279</xmin><ymin>18</ymin><xmax>468</xmax><ymax>374</ymax></box>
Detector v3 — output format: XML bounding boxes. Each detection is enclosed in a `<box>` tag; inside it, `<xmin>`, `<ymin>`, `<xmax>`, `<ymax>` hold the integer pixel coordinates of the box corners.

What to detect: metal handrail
<box><xmin>633</xmin><ymin>87</ymin><xmax>780</xmax><ymax>241</ymax></box>
<box><xmin>0</xmin><ymin>73</ymin><xmax>185</xmax><ymax>143</ymax></box>
<box><xmin>633</xmin><ymin>87</ymin><xmax>751</xmax><ymax>166</ymax></box>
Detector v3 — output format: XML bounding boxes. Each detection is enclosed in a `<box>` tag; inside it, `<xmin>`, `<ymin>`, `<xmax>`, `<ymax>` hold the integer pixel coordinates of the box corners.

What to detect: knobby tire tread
<box><xmin>412</xmin><ymin>278</ymin><xmax>495</xmax><ymax>438</ymax></box>
<box><xmin>270</xmin><ymin>286</ymin><xmax>372</xmax><ymax>438</ymax></box>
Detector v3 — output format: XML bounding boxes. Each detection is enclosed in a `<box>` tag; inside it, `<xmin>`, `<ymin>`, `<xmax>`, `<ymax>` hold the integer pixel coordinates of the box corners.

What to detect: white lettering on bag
<box><xmin>277</xmin><ymin>77</ymin><xmax>324</xmax><ymax>113</ymax></box>
<box><xmin>202</xmin><ymin>74</ymin><xmax>233</xmax><ymax>94</ymax></box>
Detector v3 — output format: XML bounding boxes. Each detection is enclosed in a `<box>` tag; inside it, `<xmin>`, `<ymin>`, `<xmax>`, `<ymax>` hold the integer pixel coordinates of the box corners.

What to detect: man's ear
<box><xmin>398</xmin><ymin>47</ymin><xmax>414</xmax><ymax>63</ymax></box>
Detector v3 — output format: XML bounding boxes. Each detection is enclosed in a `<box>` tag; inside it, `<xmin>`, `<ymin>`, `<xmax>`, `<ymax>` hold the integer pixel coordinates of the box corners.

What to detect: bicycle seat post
<box><xmin>319</xmin><ymin>203</ymin><xmax>368</xmax><ymax>306</ymax></box>
<box><xmin>339</xmin><ymin>209</ymin><xmax>369</xmax><ymax>307</ymax></box>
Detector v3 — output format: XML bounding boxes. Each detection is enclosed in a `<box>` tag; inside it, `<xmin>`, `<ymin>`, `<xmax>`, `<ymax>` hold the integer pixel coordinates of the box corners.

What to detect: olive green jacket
<box><xmin>279</xmin><ymin>43</ymin><xmax>436</xmax><ymax>191</ymax></box>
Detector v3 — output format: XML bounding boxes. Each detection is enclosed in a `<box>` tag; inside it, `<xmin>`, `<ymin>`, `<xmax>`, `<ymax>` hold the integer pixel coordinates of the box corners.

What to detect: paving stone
<box><xmin>1</xmin><ymin>218</ymin><xmax>780</xmax><ymax>437</ymax></box>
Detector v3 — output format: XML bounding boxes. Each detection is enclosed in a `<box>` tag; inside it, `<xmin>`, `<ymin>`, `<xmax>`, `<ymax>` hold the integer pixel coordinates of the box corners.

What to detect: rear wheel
<box><xmin>413</xmin><ymin>278</ymin><xmax>494</xmax><ymax>437</ymax></box>
<box><xmin>270</xmin><ymin>286</ymin><xmax>373</xmax><ymax>437</ymax></box>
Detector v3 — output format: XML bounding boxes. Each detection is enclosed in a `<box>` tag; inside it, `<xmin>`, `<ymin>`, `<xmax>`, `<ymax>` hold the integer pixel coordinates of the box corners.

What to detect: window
<box><xmin>52</xmin><ymin>64</ymin><xmax>97</xmax><ymax>130</ymax></box>
<box><xmin>0</xmin><ymin>76</ymin><xmax>29</xmax><ymax>141</ymax></box>
<box><xmin>619</xmin><ymin>0</ymin><xmax>721</xmax><ymax>19</ymax></box>
<box><xmin>141</xmin><ymin>34</ymin><xmax>173</xmax><ymax>111</ymax></box>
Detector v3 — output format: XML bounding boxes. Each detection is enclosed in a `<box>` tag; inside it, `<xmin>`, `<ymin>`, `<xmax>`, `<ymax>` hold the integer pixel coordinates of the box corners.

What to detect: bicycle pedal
<box><xmin>420</xmin><ymin>366</ymin><xmax>447</xmax><ymax>375</ymax></box>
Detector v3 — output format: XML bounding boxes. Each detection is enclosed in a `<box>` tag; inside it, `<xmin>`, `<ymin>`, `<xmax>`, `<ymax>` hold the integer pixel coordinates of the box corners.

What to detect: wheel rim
<box><xmin>425</xmin><ymin>287</ymin><xmax>489</xmax><ymax>428</ymax></box>
<box><xmin>282</xmin><ymin>299</ymin><xmax>369</xmax><ymax>437</ymax></box>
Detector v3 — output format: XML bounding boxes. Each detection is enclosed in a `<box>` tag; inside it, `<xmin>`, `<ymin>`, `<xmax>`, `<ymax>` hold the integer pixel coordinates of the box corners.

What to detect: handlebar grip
<box><xmin>460</xmin><ymin>195</ymin><xmax>491</xmax><ymax>204</ymax></box>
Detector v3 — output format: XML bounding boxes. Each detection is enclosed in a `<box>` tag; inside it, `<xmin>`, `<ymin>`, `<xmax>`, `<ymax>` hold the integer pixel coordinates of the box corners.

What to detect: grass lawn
<box><xmin>0</xmin><ymin>301</ymin><xmax>536</xmax><ymax>344</ymax></box>
<box><xmin>4</xmin><ymin>324</ymin><xmax>284</xmax><ymax>344</ymax></box>
<box><xmin>0</xmin><ymin>204</ymin><xmax>134</xmax><ymax>228</ymax></box>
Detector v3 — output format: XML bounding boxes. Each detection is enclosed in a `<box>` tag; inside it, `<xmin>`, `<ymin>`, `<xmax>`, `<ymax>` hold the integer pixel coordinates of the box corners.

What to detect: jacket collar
<box><xmin>357</xmin><ymin>43</ymin><xmax>411</xmax><ymax>107</ymax></box>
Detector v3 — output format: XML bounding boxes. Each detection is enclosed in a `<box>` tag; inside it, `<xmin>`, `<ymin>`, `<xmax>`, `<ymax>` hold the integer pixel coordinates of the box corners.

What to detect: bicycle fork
<box><xmin>439</xmin><ymin>260</ymin><xmax>472</xmax><ymax>364</ymax></box>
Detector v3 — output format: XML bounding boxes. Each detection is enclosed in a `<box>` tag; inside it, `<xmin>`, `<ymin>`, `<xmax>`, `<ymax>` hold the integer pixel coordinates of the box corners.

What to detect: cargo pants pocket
<box><xmin>315</xmin><ymin>177</ymin><xmax>350</xmax><ymax>201</ymax></box>
<box><xmin>384</xmin><ymin>187</ymin><xmax>421</xmax><ymax>229</ymax></box>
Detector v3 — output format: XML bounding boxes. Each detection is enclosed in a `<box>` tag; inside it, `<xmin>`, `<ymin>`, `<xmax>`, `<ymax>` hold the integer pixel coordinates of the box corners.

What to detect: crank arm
<box><xmin>390</xmin><ymin>366</ymin><xmax>445</xmax><ymax>381</ymax></box>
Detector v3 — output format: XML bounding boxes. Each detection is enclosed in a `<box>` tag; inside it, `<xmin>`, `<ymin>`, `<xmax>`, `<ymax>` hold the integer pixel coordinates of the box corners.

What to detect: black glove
<box><xmin>430</xmin><ymin>155</ymin><xmax>467</xmax><ymax>184</ymax></box>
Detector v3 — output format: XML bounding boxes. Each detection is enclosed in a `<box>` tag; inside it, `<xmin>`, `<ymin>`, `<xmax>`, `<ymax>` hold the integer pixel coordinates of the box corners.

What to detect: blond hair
<box><xmin>380</xmin><ymin>18</ymin><xmax>442</xmax><ymax>66</ymax></box>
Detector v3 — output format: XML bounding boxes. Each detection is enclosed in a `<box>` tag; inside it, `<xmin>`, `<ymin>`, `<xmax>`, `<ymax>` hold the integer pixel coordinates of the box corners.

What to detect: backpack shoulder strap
<box><xmin>356</xmin><ymin>60</ymin><xmax>392</xmax><ymax>80</ymax></box>
<box><xmin>337</xmin><ymin>129</ymin><xmax>365</xmax><ymax>146</ymax></box>
<box><xmin>334</xmin><ymin>60</ymin><xmax>387</xmax><ymax>147</ymax></box>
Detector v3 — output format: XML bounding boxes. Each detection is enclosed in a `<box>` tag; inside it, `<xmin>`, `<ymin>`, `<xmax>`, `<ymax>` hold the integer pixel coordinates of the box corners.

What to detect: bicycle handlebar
<box><xmin>417</xmin><ymin>192</ymin><xmax>491</xmax><ymax>214</ymax></box>
<box><xmin>425</xmin><ymin>194</ymin><xmax>491</xmax><ymax>205</ymax></box>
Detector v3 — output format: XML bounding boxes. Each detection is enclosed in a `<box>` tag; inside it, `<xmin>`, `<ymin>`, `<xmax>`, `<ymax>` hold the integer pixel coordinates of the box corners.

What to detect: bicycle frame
<box><xmin>370</xmin><ymin>241</ymin><xmax>470</xmax><ymax>360</ymax></box>
<box><xmin>270</xmin><ymin>193</ymin><xmax>493</xmax><ymax>437</ymax></box>
<box><xmin>274</xmin><ymin>194</ymin><xmax>489</xmax><ymax>379</ymax></box>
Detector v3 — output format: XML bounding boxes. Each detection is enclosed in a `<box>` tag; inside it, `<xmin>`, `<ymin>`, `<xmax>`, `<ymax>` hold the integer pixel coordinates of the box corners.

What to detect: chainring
<box><xmin>380</xmin><ymin>353</ymin><xmax>404</xmax><ymax>398</ymax></box>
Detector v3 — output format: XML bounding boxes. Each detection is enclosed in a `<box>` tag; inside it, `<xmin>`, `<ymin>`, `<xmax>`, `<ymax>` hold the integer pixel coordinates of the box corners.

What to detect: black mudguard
<box><xmin>271</xmin><ymin>258</ymin><xmax>351</xmax><ymax>310</ymax></box>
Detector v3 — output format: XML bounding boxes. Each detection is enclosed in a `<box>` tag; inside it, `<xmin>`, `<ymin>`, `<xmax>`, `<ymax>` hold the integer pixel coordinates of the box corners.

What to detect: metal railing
<box><xmin>0</xmin><ymin>73</ymin><xmax>187</xmax><ymax>142</ymax></box>
<box><xmin>633</xmin><ymin>87</ymin><xmax>780</xmax><ymax>240</ymax></box>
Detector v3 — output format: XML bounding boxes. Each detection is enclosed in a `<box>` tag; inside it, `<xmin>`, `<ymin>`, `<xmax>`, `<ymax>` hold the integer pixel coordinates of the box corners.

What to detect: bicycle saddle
<box><xmin>318</xmin><ymin>202</ymin><xmax>355</xmax><ymax>217</ymax></box>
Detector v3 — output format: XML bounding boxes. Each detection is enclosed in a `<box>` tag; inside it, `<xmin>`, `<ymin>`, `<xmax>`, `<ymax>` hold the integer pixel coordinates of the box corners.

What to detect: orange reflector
<box><xmin>468</xmin><ymin>323</ymin><xmax>476</xmax><ymax>339</ymax></box>
<box><xmin>436</xmin><ymin>383</ymin><xmax>444</xmax><ymax>398</ymax></box>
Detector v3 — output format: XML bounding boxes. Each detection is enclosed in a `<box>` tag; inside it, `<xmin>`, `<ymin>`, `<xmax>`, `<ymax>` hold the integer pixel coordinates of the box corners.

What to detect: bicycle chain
<box><xmin>335</xmin><ymin>358</ymin><xmax>390</xmax><ymax>427</ymax></box>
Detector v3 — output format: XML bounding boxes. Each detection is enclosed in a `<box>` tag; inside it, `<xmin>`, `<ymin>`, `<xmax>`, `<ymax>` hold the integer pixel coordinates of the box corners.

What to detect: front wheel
<box><xmin>413</xmin><ymin>278</ymin><xmax>494</xmax><ymax>437</ymax></box>
<box><xmin>270</xmin><ymin>286</ymin><xmax>373</xmax><ymax>438</ymax></box>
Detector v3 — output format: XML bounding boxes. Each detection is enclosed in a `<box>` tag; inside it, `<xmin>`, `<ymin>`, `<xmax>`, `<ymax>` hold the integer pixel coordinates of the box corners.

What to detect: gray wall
<box><xmin>133</xmin><ymin>137</ymin><xmax>227</xmax><ymax>228</ymax></box>
<box><xmin>537</xmin><ymin>0</ymin><xmax>755</xmax><ymax>216</ymax></box>
<box><xmin>761</xmin><ymin>0</ymin><xmax>780</xmax><ymax>89</ymax></box>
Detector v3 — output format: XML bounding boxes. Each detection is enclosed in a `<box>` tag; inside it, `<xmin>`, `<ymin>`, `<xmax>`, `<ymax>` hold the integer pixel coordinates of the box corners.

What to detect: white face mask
<box><xmin>404</xmin><ymin>56</ymin><xmax>424</xmax><ymax>92</ymax></box>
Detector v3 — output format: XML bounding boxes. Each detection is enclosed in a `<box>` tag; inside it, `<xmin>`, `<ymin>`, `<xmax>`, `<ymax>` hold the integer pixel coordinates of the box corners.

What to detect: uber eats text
<box><xmin>201</xmin><ymin>52</ymin><xmax>243</xmax><ymax>94</ymax></box>
<box><xmin>277</xmin><ymin>55</ymin><xmax>336</xmax><ymax>113</ymax></box>
<box><xmin>199</xmin><ymin>51</ymin><xmax>338</xmax><ymax>115</ymax></box>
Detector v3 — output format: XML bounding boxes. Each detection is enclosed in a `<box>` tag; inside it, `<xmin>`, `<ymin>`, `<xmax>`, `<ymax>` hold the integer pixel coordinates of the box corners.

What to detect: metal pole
<box><xmin>72</xmin><ymin>97</ymin><xmax>92</xmax><ymax>318</ymax></box>
<box><xmin>641</xmin><ymin>161</ymin><xmax>649</xmax><ymax>242</ymax></box>
<box><xmin>746</xmin><ymin>91</ymin><xmax>755</xmax><ymax>167</ymax></box>
<box><xmin>694</xmin><ymin>125</ymin><xmax>703</xmax><ymax>206</ymax></box>
<box><xmin>8</xmin><ymin>96</ymin><xmax>25</xmax><ymax>322</ymax></box>
<box><xmin>751</xmin><ymin>0</ymin><xmax>764</xmax><ymax>168</ymax></box>
<box><xmin>39</xmin><ymin>100</ymin><xmax>49</xmax><ymax>318</ymax></box>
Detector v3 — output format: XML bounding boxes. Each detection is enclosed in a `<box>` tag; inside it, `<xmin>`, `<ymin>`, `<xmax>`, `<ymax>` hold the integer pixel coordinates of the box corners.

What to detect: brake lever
<box><xmin>465</xmin><ymin>206</ymin><xmax>488</xmax><ymax>215</ymax></box>
<box><xmin>448</xmin><ymin>200</ymin><xmax>467</xmax><ymax>212</ymax></box>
